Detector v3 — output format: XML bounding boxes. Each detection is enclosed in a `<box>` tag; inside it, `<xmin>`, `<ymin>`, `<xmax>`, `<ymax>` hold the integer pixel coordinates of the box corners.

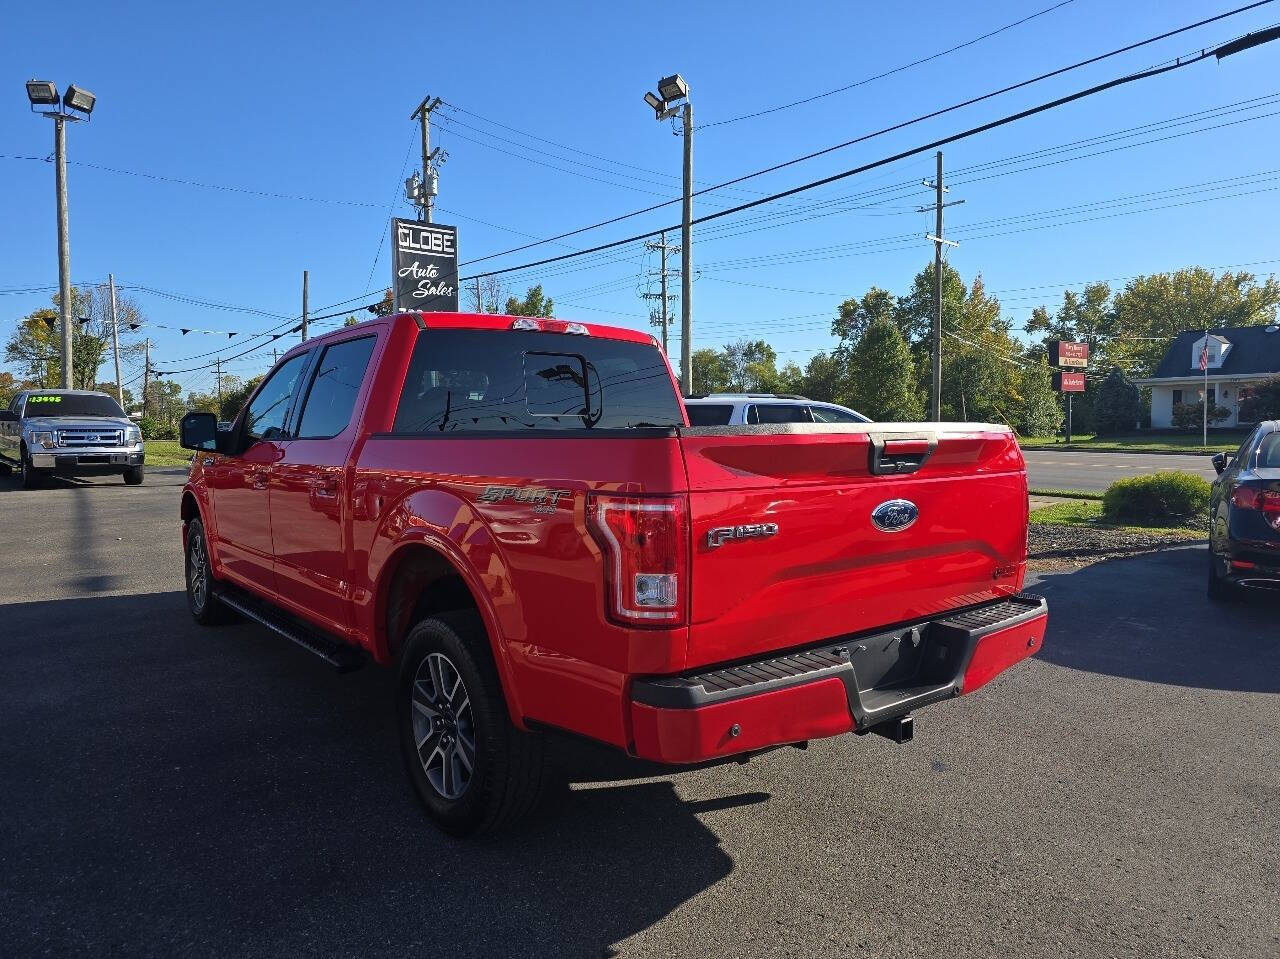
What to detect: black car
<box><xmin>1208</xmin><ymin>420</ymin><xmax>1280</xmax><ymax>600</ymax></box>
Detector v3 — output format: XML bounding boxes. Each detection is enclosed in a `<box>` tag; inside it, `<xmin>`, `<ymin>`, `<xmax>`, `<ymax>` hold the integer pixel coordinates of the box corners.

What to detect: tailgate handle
<box><xmin>869</xmin><ymin>435</ymin><xmax>937</xmax><ymax>475</ymax></box>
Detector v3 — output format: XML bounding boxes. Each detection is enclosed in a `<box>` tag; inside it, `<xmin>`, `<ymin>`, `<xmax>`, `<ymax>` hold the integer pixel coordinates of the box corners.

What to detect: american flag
<box><xmin>1199</xmin><ymin>339</ymin><xmax>1209</xmax><ymax>372</ymax></box>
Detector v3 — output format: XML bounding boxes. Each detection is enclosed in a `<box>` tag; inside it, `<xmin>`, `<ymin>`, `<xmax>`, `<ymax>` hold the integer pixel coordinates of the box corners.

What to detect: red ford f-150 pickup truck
<box><xmin>178</xmin><ymin>311</ymin><xmax>1048</xmax><ymax>834</ymax></box>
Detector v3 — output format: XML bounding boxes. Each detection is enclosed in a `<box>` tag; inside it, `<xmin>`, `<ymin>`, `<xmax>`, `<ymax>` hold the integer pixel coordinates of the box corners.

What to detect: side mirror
<box><xmin>180</xmin><ymin>411</ymin><xmax>221</xmax><ymax>452</ymax></box>
<box><xmin>1211</xmin><ymin>452</ymin><xmax>1228</xmax><ymax>475</ymax></box>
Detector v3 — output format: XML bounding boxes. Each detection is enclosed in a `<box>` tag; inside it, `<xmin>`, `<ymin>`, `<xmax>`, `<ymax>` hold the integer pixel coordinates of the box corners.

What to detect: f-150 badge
<box><xmin>706</xmin><ymin>522</ymin><xmax>779</xmax><ymax>549</ymax></box>
<box><xmin>478</xmin><ymin>485</ymin><xmax>571</xmax><ymax>514</ymax></box>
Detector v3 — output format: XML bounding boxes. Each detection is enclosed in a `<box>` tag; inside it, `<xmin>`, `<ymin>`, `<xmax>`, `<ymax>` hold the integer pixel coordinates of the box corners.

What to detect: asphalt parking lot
<box><xmin>1</xmin><ymin>471</ymin><xmax>1277</xmax><ymax>958</ymax></box>
<box><xmin>1023</xmin><ymin>449</ymin><xmax>1219</xmax><ymax>492</ymax></box>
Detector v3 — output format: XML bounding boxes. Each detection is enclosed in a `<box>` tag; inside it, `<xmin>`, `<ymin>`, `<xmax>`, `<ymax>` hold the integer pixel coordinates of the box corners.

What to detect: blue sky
<box><xmin>3</xmin><ymin>0</ymin><xmax>1279</xmax><ymax>397</ymax></box>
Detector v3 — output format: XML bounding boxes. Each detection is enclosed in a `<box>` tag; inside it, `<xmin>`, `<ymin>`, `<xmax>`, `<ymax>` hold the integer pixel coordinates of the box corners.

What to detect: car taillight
<box><xmin>1232</xmin><ymin>486</ymin><xmax>1280</xmax><ymax>531</ymax></box>
<box><xmin>588</xmin><ymin>494</ymin><xmax>687</xmax><ymax>626</ymax></box>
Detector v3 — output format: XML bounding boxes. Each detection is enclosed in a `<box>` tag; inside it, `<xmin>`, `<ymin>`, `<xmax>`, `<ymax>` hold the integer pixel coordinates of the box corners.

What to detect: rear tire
<box><xmin>1207</xmin><ymin>548</ymin><xmax>1237</xmax><ymax>603</ymax></box>
<box><xmin>185</xmin><ymin>518</ymin><xmax>233</xmax><ymax>625</ymax></box>
<box><xmin>398</xmin><ymin>611</ymin><xmax>546</xmax><ymax>836</ymax></box>
<box><xmin>123</xmin><ymin>466</ymin><xmax>144</xmax><ymax>486</ymax></box>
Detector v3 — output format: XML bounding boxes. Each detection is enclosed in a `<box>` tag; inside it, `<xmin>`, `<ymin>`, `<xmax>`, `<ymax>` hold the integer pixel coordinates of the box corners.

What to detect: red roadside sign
<box><xmin>1048</xmin><ymin>340</ymin><xmax>1089</xmax><ymax>368</ymax></box>
<box><xmin>1053</xmin><ymin>371</ymin><xmax>1086</xmax><ymax>392</ymax></box>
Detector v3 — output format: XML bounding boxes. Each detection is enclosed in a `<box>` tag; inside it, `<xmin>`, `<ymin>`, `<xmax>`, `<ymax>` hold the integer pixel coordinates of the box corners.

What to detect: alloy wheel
<box><xmin>410</xmin><ymin>652</ymin><xmax>476</xmax><ymax>800</ymax></box>
<box><xmin>187</xmin><ymin>530</ymin><xmax>209</xmax><ymax>612</ymax></box>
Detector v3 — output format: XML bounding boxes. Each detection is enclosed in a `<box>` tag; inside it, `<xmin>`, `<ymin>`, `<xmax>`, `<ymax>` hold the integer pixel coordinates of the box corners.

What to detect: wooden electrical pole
<box><xmin>301</xmin><ymin>270</ymin><xmax>309</xmax><ymax>341</ymax></box>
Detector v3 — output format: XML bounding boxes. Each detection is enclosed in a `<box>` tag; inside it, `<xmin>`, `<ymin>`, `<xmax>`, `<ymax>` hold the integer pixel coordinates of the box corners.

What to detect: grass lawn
<box><xmin>1028</xmin><ymin>487</ymin><xmax>1105</xmax><ymax>501</ymax></box>
<box><xmin>1019</xmin><ymin>431</ymin><xmax>1246</xmax><ymax>454</ymax></box>
<box><xmin>1029</xmin><ymin>500</ymin><xmax>1204</xmax><ymax>536</ymax></box>
<box><xmin>144</xmin><ymin>440</ymin><xmax>193</xmax><ymax>467</ymax></box>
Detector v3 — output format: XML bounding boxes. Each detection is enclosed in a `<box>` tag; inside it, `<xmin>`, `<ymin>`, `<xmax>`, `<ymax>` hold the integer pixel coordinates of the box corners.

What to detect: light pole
<box><xmin>645</xmin><ymin>75</ymin><xmax>693</xmax><ymax>395</ymax></box>
<box><xmin>26</xmin><ymin>80</ymin><xmax>96</xmax><ymax>390</ymax></box>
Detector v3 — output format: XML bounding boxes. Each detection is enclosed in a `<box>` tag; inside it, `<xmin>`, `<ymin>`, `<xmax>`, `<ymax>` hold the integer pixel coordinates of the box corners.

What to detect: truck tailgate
<box><xmin>678</xmin><ymin>423</ymin><xmax>1028</xmax><ymax>669</ymax></box>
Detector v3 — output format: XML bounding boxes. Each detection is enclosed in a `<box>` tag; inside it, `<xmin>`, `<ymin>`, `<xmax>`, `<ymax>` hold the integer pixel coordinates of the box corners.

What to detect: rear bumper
<box><xmin>30</xmin><ymin>450</ymin><xmax>144</xmax><ymax>474</ymax></box>
<box><xmin>629</xmin><ymin>593</ymin><xmax>1048</xmax><ymax>763</ymax></box>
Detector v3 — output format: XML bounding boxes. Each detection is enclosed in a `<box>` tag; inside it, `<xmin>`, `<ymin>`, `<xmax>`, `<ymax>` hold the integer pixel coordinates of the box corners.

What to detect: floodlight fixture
<box><xmin>644</xmin><ymin>91</ymin><xmax>663</xmax><ymax>114</ymax></box>
<box><xmin>63</xmin><ymin>84</ymin><xmax>96</xmax><ymax>116</ymax></box>
<box><xmin>657</xmin><ymin>74</ymin><xmax>688</xmax><ymax>103</ymax></box>
<box><xmin>26</xmin><ymin>80</ymin><xmax>59</xmax><ymax>106</ymax></box>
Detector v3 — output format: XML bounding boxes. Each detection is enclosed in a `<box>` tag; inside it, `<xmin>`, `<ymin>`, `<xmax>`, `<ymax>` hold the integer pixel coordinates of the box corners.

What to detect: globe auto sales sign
<box><xmin>392</xmin><ymin>218</ymin><xmax>459</xmax><ymax>312</ymax></box>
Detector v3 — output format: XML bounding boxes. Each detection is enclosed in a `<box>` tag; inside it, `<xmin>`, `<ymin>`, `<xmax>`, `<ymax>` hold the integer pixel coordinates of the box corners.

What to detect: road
<box><xmin>1</xmin><ymin>471</ymin><xmax>1277</xmax><ymax>959</ymax></box>
<box><xmin>1023</xmin><ymin>449</ymin><xmax>1219</xmax><ymax>492</ymax></box>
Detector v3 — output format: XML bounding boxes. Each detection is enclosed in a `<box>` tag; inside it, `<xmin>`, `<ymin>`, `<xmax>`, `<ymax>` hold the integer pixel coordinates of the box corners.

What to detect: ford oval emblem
<box><xmin>871</xmin><ymin>499</ymin><xmax>919</xmax><ymax>533</ymax></box>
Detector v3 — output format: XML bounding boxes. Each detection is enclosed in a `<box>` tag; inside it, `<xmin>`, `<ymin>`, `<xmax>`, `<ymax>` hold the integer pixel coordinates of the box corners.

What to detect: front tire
<box><xmin>398</xmin><ymin>612</ymin><xmax>546</xmax><ymax>835</ymax></box>
<box><xmin>19</xmin><ymin>444</ymin><xmax>43</xmax><ymax>490</ymax></box>
<box><xmin>185</xmin><ymin>518</ymin><xmax>232</xmax><ymax>624</ymax></box>
<box><xmin>123</xmin><ymin>466</ymin><xmax>144</xmax><ymax>485</ymax></box>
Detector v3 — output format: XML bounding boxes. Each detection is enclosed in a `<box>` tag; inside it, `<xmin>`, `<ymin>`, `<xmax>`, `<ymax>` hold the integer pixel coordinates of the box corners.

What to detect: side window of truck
<box><xmin>390</xmin><ymin>330</ymin><xmax>683</xmax><ymax>432</ymax></box>
<box><xmin>245</xmin><ymin>352</ymin><xmax>310</xmax><ymax>443</ymax></box>
<box><xmin>294</xmin><ymin>336</ymin><xmax>377</xmax><ymax>439</ymax></box>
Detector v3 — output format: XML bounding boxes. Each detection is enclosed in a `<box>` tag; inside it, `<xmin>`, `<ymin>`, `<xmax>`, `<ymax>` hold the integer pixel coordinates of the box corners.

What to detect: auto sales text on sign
<box><xmin>1053</xmin><ymin>371</ymin><xmax>1086</xmax><ymax>392</ymax></box>
<box><xmin>392</xmin><ymin>219</ymin><xmax>459</xmax><ymax>312</ymax></box>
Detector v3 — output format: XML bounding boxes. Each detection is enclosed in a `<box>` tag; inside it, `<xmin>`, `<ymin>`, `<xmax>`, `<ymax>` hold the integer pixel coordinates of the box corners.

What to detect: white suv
<box><xmin>683</xmin><ymin>393</ymin><xmax>870</xmax><ymax>426</ymax></box>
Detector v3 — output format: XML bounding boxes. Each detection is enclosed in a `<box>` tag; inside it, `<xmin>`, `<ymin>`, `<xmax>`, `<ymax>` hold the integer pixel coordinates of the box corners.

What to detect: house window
<box><xmin>1172</xmin><ymin>389</ymin><xmax>1183</xmax><ymax>406</ymax></box>
<box><xmin>1207</xmin><ymin>388</ymin><xmax>1216</xmax><ymax>404</ymax></box>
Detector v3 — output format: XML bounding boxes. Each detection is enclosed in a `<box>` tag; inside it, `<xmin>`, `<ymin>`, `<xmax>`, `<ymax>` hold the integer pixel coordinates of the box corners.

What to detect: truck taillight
<box><xmin>588</xmin><ymin>494</ymin><xmax>687</xmax><ymax>626</ymax></box>
<box><xmin>1232</xmin><ymin>486</ymin><xmax>1280</xmax><ymax>530</ymax></box>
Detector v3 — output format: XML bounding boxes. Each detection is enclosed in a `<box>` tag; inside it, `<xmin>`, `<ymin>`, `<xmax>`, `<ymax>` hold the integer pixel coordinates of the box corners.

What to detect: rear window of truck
<box><xmin>391</xmin><ymin>329</ymin><xmax>684</xmax><ymax>433</ymax></box>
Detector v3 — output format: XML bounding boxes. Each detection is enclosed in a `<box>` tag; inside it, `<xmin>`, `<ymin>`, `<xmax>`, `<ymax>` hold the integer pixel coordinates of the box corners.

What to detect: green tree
<box><xmin>1108</xmin><ymin>268</ymin><xmax>1280</xmax><ymax>376</ymax></box>
<box><xmin>1240</xmin><ymin>376</ymin><xmax>1280</xmax><ymax>422</ymax></box>
<box><xmin>4</xmin><ymin>285</ymin><xmax>145</xmax><ymax>389</ymax></box>
<box><xmin>720</xmin><ymin>339</ymin><xmax>778</xmax><ymax>391</ymax></box>
<box><xmin>1093</xmin><ymin>368</ymin><xmax>1143</xmax><ymax>436</ymax></box>
<box><xmin>847</xmin><ymin>316</ymin><xmax>923</xmax><ymax>421</ymax></box>
<box><xmin>691</xmin><ymin>348</ymin><xmax>729</xmax><ymax>394</ymax></box>
<box><xmin>343</xmin><ymin>315</ymin><xmax>360</xmax><ymax>327</ymax></box>
<box><xmin>0</xmin><ymin>371</ymin><xmax>19</xmax><ymax>407</ymax></box>
<box><xmin>505</xmin><ymin>285</ymin><xmax>554</xmax><ymax>317</ymax></box>
<box><xmin>219</xmin><ymin>374</ymin><xmax>263</xmax><ymax>421</ymax></box>
<box><xmin>936</xmin><ymin>275</ymin><xmax>1018</xmax><ymax>424</ymax></box>
<box><xmin>1016</xmin><ymin>359</ymin><xmax>1063</xmax><ymax>437</ymax></box>
<box><xmin>366</xmin><ymin>289</ymin><xmax>394</xmax><ymax>317</ymax></box>
<box><xmin>894</xmin><ymin>261</ymin><xmax>967</xmax><ymax>345</ymax></box>
<box><xmin>774</xmin><ymin>361</ymin><xmax>806</xmax><ymax>396</ymax></box>
<box><xmin>797</xmin><ymin>351</ymin><xmax>845</xmax><ymax>403</ymax></box>
<box><xmin>833</xmin><ymin>287</ymin><xmax>902</xmax><ymax>347</ymax></box>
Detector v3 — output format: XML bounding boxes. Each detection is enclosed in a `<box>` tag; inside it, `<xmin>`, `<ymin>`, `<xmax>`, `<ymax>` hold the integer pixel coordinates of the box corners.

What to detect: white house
<box><xmin>1133</xmin><ymin>326</ymin><xmax>1280</xmax><ymax>428</ymax></box>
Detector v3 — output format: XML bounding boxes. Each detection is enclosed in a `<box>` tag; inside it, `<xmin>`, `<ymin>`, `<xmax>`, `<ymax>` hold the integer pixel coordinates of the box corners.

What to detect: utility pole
<box><xmin>54</xmin><ymin>115</ymin><xmax>73</xmax><ymax>389</ymax></box>
<box><xmin>214</xmin><ymin>357</ymin><xmax>223</xmax><ymax>407</ymax></box>
<box><xmin>301</xmin><ymin>270</ymin><xmax>309</xmax><ymax>341</ymax></box>
<box><xmin>142</xmin><ymin>339</ymin><xmax>151</xmax><ymax>418</ymax></box>
<box><xmin>410</xmin><ymin>95</ymin><xmax>443</xmax><ymax>223</ymax></box>
<box><xmin>108</xmin><ymin>273</ymin><xmax>123</xmax><ymax>407</ymax></box>
<box><xmin>920</xmin><ymin>151</ymin><xmax>963</xmax><ymax>421</ymax></box>
<box><xmin>475</xmin><ymin>276</ymin><xmax>483</xmax><ymax>313</ymax></box>
<box><xmin>273</xmin><ymin>347</ymin><xmax>279</xmax><ymax>365</ymax></box>
<box><xmin>642</xmin><ymin>232</ymin><xmax>679</xmax><ymax>356</ymax></box>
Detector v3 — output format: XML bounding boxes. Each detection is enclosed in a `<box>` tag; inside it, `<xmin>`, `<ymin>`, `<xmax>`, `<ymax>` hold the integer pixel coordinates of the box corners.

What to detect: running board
<box><xmin>213</xmin><ymin>586</ymin><xmax>365</xmax><ymax>672</ymax></box>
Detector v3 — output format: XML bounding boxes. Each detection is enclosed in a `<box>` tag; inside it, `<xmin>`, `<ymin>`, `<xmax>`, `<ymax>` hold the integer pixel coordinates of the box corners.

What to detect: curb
<box><xmin>1020</xmin><ymin>445</ymin><xmax>1227</xmax><ymax>457</ymax></box>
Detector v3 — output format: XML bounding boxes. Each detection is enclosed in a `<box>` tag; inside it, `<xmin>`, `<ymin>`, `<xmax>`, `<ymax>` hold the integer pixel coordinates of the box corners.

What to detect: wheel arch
<box><xmin>374</xmin><ymin>538</ymin><xmax>525</xmax><ymax>727</ymax></box>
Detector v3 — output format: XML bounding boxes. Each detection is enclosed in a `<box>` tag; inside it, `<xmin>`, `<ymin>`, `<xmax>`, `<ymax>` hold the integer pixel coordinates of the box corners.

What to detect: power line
<box><xmin>699</xmin><ymin>0</ymin><xmax>1078</xmax><ymax>129</ymax></box>
<box><xmin>457</xmin><ymin>34</ymin><xmax>1278</xmax><ymax>284</ymax></box>
<box><xmin>457</xmin><ymin>1</ymin><xmax>1277</xmax><ymax>269</ymax></box>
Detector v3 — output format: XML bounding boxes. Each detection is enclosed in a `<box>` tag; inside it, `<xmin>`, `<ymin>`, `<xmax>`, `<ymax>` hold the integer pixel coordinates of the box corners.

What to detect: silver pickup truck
<box><xmin>0</xmin><ymin>390</ymin><xmax>145</xmax><ymax>488</ymax></box>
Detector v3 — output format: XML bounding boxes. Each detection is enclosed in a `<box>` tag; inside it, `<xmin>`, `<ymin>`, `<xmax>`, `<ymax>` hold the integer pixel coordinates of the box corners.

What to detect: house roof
<box><xmin>1149</xmin><ymin>326</ymin><xmax>1280</xmax><ymax>379</ymax></box>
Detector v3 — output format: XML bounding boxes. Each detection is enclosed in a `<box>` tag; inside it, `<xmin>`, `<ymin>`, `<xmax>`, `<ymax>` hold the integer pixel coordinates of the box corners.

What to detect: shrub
<box><xmin>138</xmin><ymin>417</ymin><xmax>176</xmax><ymax>441</ymax></box>
<box><xmin>1092</xmin><ymin>368</ymin><xmax>1143</xmax><ymax>436</ymax></box>
<box><xmin>1102</xmin><ymin>471</ymin><xmax>1211</xmax><ymax>524</ymax></box>
<box><xmin>1239</xmin><ymin>375</ymin><xmax>1280</xmax><ymax>422</ymax></box>
<box><xmin>1171</xmin><ymin>401</ymin><xmax>1230</xmax><ymax>429</ymax></box>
